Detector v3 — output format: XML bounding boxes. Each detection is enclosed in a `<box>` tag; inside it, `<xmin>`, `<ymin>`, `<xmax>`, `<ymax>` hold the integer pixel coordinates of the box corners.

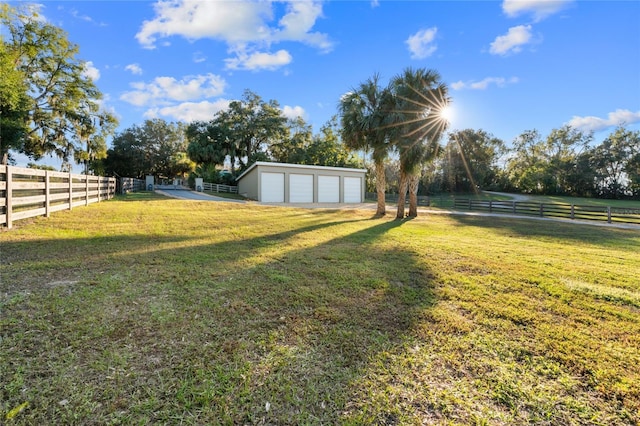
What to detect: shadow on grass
<box><xmin>1</xmin><ymin>213</ymin><xmax>434</xmax><ymax>424</ymax></box>
<box><xmin>148</xmin><ymin>218</ymin><xmax>435</xmax><ymax>424</ymax></box>
<box><xmin>0</xmin><ymin>215</ymin><xmax>372</xmax><ymax>295</ymax></box>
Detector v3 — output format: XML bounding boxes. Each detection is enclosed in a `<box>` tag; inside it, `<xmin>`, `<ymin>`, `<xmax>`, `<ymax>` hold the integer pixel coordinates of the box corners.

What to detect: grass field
<box><xmin>1</xmin><ymin>193</ymin><xmax>639</xmax><ymax>425</ymax></box>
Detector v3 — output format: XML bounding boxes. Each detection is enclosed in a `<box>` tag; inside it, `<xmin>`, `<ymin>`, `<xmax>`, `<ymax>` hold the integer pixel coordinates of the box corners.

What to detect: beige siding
<box><xmin>237</xmin><ymin>166</ymin><xmax>259</xmax><ymax>200</ymax></box>
<box><xmin>236</xmin><ymin>162</ymin><xmax>366</xmax><ymax>203</ymax></box>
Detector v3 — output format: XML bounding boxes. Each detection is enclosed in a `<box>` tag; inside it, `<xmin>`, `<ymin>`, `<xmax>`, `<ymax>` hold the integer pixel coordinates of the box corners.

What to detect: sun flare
<box><xmin>439</xmin><ymin>105</ymin><xmax>454</xmax><ymax>124</ymax></box>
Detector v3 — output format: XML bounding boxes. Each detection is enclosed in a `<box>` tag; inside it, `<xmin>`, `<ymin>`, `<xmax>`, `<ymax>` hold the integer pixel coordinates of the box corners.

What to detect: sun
<box><xmin>439</xmin><ymin>105</ymin><xmax>454</xmax><ymax>124</ymax></box>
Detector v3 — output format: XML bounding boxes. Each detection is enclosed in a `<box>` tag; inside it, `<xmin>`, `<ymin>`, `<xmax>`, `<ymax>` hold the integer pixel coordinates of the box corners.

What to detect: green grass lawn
<box><xmin>1</xmin><ymin>194</ymin><xmax>639</xmax><ymax>425</ymax></box>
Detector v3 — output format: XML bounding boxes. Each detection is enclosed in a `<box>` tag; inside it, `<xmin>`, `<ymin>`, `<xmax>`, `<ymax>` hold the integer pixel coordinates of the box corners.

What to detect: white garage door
<box><xmin>289</xmin><ymin>174</ymin><xmax>313</xmax><ymax>203</ymax></box>
<box><xmin>343</xmin><ymin>177</ymin><xmax>362</xmax><ymax>203</ymax></box>
<box><xmin>261</xmin><ymin>172</ymin><xmax>285</xmax><ymax>202</ymax></box>
<box><xmin>317</xmin><ymin>175</ymin><xmax>339</xmax><ymax>203</ymax></box>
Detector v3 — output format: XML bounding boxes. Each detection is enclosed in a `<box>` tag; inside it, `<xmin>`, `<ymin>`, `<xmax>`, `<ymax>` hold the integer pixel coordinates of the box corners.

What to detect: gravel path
<box><xmin>156</xmin><ymin>189</ymin><xmax>246</xmax><ymax>203</ymax></box>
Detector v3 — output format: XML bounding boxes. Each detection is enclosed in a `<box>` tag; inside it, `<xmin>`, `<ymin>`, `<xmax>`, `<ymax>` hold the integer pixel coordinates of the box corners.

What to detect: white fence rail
<box><xmin>119</xmin><ymin>177</ymin><xmax>146</xmax><ymax>194</ymax></box>
<box><xmin>202</xmin><ymin>182</ymin><xmax>238</xmax><ymax>194</ymax></box>
<box><xmin>0</xmin><ymin>165</ymin><xmax>116</xmax><ymax>229</ymax></box>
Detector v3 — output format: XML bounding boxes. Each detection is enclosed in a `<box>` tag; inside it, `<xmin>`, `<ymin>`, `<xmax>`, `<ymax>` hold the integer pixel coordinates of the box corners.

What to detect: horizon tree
<box><xmin>339</xmin><ymin>73</ymin><xmax>394</xmax><ymax>216</ymax></box>
<box><xmin>104</xmin><ymin>119</ymin><xmax>191</xmax><ymax>179</ymax></box>
<box><xmin>0</xmin><ymin>4</ymin><xmax>117</xmax><ymax>170</ymax></box>
<box><xmin>390</xmin><ymin>67</ymin><xmax>450</xmax><ymax>218</ymax></box>
<box><xmin>216</xmin><ymin>90</ymin><xmax>288</xmax><ymax>174</ymax></box>
<box><xmin>441</xmin><ymin>129</ymin><xmax>506</xmax><ymax>193</ymax></box>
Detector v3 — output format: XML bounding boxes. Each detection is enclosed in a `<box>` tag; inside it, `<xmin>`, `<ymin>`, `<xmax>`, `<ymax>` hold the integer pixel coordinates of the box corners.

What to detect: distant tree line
<box><xmin>411</xmin><ymin>125</ymin><xmax>638</xmax><ymax>200</ymax></box>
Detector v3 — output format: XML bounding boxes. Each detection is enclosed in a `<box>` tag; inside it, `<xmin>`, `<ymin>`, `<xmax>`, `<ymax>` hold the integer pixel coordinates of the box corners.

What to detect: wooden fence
<box><xmin>366</xmin><ymin>192</ymin><xmax>431</xmax><ymax>206</ymax></box>
<box><xmin>118</xmin><ymin>177</ymin><xmax>146</xmax><ymax>194</ymax></box>
<box><xmin>203</xmin><ymin>182</ymin><xmax>238</xmax><ymax>194</ymax></box>
<box><xmin>0</xmin><ymin>165</ymin><xmax>116</xmax><ymax>229</ymax></box>
<box><xmin>453</xmin><ymin>198</ymin><xmax>640</xmax><ymax>225</ymax></box>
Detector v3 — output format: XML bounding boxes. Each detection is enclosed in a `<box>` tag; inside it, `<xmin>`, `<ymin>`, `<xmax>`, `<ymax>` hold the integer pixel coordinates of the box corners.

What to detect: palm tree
<box><xmin>339</xmin><ymin>74</ymin><xmax>394</xmax><ymax>216</ymax></box>
<box><xmin>390</xmin><ymin>68</ymin><xmax>450</xmax><ymax>218</ymax></box>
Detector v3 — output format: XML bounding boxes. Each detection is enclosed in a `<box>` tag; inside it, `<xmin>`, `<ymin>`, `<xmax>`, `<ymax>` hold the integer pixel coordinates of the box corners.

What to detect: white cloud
<box><xmin>451</xmin><ymin>77</ymin><xmax>519</xmax><ymax>90</ymax></box>
<box><xmin>145</xmin><ymin>99</ymin><xmax>232</xmax><ymax>122</ymax></box>
<box><xmin>566</xmin><ymin>109</ymin><xmax>640</xmax><ymax>133</ymax></box>
<box><xmin>125</xmin><ymin>63</ymin><xmax>143</xmax><ymax>75</ymax></box>
<box><xmin>490</xmin><ymin>25</ymin><xmax>533</xmax><ymax>55</ymax></box>
<box><xmin>272</xmin><ymin>1</ymin><xmax>332</xmax><ymax>51</ymax></box>
<box><xmin>135</xmin><ymin>0</ymin><xmax>332</xmax><ymax>68</ymax></box>
<box><xmin>70</xmin><ymin>8</ymin><xmax>93</xmax><ymax>22</ymax></box>
<box><xmin>502</xmin><ymin>0</ymin><xmax>573</xmax><ymax>22</ymax></box>
<box><xmin>120</xmin><ymin>73</ymin><xmax>227</xmax><ymax>106</ymax></box>
<box><xmin>137</xmin><ymin>0</ymin><xmax>266</xmax><ymax>48</ymax></box>
<box><xmin>225</xmin><ymin>49</ymin><xmax>292</xmax><ymax>71</ymax></box>
<box><xmin>82</xmin><ymin>61</ymin><xmax>100</xmax><ymax>81</ymax></box>
<box><xmin>193</xmin><ymin>52</ymin><xmax>207</xmax><ymax>63</ymax></box>
<box><xmin>282</xmin><ymin>105</ymin><xmax>307</xmax><ymax>120</ymax></box>
<box><xmin>406</xmin><ymin>27</ymin><xmax>438</xmax><ymax>59</ymax></box>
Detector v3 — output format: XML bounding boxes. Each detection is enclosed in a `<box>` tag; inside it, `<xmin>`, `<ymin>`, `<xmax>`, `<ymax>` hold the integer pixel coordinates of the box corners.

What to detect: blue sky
<box><xmin>11</xmin><ymin>0</ymin><xmax>640</xmax><ymax>168</ymax></box>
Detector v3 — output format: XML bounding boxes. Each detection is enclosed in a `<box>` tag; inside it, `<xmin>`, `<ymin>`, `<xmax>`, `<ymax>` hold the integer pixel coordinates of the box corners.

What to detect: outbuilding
<box><xmin>236</xmin><ymin>162</ymin><xmax>367</xmax><ymax>203</ymax></box>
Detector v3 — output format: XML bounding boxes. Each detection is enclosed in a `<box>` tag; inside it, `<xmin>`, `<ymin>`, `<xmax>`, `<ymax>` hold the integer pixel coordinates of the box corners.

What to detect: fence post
<box><xmin>45</xmin><ymin>170</ymin><xmax>51</xmax><ymax>218</ymax></box>
<box><xmin>6</xmin><ymin>165</ymin><xmax>13</xmax><ymax>229</ymax></box>
<box><xmin>69</xmin><ymin>172</ymin><xmax>73</xmax><ymax>210</ymax></box>
<box><xmin>86</xmin><ymin>174</ymin><xmax>90</xmax><ymax>206</ymax></box>
<box><xmin>540</xmin><ymin>203</ymin><xmax>544</xmax><ymax>217</ymax></box>
<box><xmin>607</xmin><ymin>206</ymin><xmax>612</xmax><ymax>223</ymax></box>
<box><xmin>468</xmin><ymin>199</ymin><xmax>472</xmax><ymax>210</ymax></box>
<box><xmin>570</xmin><ymin>204</ymin><xmax>574</xmax><ymax>220</ymax></box>
<box><xmin>489</xmin><ymin>200</ymin><xmax>493</xmax><ymax>213</ymax></box>
<box><xmin>512</xmin><ymin>201</ymin><xmax>516</xmax><ymax>214</ymax></box>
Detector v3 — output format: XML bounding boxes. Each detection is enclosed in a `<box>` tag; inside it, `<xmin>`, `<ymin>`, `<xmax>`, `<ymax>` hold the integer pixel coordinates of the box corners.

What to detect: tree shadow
<box><xmin>0</xmin><ymin>212</ymin><xmax>435</xmax><ymax>423</ymax></box>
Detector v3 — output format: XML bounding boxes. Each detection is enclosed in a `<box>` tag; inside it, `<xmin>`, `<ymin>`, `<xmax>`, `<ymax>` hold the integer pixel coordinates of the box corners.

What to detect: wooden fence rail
<box><xmin>202</xmin><ymin>182</ymin><xmax>238</xmax><ymax>194</ymax></box>
<box><xmin>0</xmin><ymin>165</ymin><xmax>116</xmax><ymax>229</ymax></box>
<box><xmin>366</xmin><ymin>192</ymin><xmax>431</xmax><ymax>206</ymax></box>
<box><xmin>118</xmin><ymin>177</ymin><xmax>146</xmax><ymax>194</ymax></box>
<box><xmin>453</xmin><ymin>198</ymin><xmax>640</xmax><ymax>225</ymax></box>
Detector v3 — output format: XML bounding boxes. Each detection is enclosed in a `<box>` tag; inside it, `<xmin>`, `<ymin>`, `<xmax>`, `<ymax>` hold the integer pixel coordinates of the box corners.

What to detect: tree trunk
<box><xmin>375</xmin><ymin>159</ymin><xmax>386</xmax><ymax>216</ymax></box>
<box><xmin>396</xmin><ymin>170</ymin><xmax>408</xmax><ymax>219</ymax></box>
<box><xmin>408</xmin><ymin>174</ymin><xmax>420</xmax><ymax>217</ymax></box>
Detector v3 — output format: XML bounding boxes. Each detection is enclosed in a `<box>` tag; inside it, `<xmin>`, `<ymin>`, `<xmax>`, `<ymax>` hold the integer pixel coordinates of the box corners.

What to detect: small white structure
<box><xmin>236</xmin><ymin>162</ymin><xmax>367</xmax><ymax>203</ymax></box>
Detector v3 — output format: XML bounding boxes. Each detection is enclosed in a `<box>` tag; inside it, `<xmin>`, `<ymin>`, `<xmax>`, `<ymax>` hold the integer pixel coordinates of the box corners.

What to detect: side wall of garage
<box><xmin>237</xmin><ymin>166</ymin><xmax>259</xmax><ymax>200</ymax></box>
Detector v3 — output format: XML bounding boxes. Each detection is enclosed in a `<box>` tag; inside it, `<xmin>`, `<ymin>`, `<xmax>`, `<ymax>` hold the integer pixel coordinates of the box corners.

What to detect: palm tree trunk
<box><xmin>408</xmin><ymin>174</ymin><xmax>420</xmax><ymax>217</ymax></box>
<box><xmin>375</xmin><ymin>159</ymin><xmax>386</xmax><ymax>216</ymax></box>
<box><xmin>396</xmin><ymin>170</ymin><xmax>408</xmax><ymax>219</ymax></box>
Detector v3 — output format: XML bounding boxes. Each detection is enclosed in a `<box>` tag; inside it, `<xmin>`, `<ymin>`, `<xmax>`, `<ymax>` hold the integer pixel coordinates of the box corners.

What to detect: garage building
<box><xmin>236</xmin><ymin>162</ymin><xmax>367</xmax><ymax>203</ymax></box>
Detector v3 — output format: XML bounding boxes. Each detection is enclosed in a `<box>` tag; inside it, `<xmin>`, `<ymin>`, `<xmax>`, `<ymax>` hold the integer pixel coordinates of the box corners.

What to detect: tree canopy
<box><xmin>339</xmin><ymin>73</ymin><xmax>394</xmax><ymax>216</ymax></box>
<box><xmin>185</xmin><ymin>91</ymin><xmax>360</xmax><ymax>182</ymax></box>
<box><xmin>0</xmin><ymin>4</ymin><xmax>117</xmax><ymax>170</ymax></box>
<box><xmin>440</xmin><ymin>129</ymin><xmax>506</xmax><ymax>193</ymax></box>
<box><xmin>390</xmin><ymin>67</ymin><xmax>450</xmax><ymax>218</ymax></box>
<box><xmin>104</xmin><ymin>119</ymin><xmax>193</xmax><ymax>179</ymax></box>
